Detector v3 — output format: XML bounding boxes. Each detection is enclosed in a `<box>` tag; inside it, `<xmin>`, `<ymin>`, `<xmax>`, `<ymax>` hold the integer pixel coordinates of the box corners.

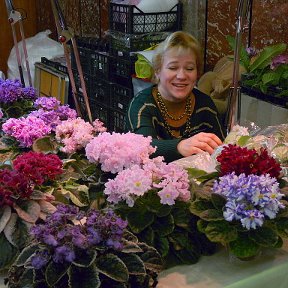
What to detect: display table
<box><xmin>158</xmin><ymin>242</ymin><xmax>288</xmax><ymax>288</ymax></box>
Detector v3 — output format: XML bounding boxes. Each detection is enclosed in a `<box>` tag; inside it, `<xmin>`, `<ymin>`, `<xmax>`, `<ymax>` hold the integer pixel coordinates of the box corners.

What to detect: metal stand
<box><xmin>224</xmin><ymin>0</ymin><xmax>252</xmax><ymax>134</ymax></box>
<box><xmin>5</xmin><ymin>0</ymin><xmax>32</xmax><ymax>87</ymax></box>
<box><xmin>50</xmin><ymin>0</ymin><xmax>92</xmax><ymax>123</ymax></box>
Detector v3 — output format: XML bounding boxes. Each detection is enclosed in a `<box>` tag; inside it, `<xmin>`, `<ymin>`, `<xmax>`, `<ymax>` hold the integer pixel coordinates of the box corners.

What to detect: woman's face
<box><xmin>156</xmin><ymin>47</ymin><xmax>198</xmax><ymax>102</ymax></box>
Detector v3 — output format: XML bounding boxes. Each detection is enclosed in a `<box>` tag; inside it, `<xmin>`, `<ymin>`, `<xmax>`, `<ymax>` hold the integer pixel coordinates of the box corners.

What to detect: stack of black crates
<box><xmin>72</xmin><ymin>1</ymin><xmax>182</xmax><ymax>132</ymax></box>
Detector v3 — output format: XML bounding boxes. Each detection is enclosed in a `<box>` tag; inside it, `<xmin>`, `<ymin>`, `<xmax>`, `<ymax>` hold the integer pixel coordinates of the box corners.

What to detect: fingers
<box><xmin>177</xmin><ymin>133</ymin><xmax>223</xmax><ymax>157</ymax></box>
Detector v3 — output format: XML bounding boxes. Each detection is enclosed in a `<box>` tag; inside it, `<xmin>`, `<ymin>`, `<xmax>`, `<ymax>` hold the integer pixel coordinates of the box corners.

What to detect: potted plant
<box><xmin>227</xmin><ymin>35</ymin><xmax>288</xmax><ymax>107</ymax></box>
<box><xmin>5</xmin><ymin>204</ymin><xmax>163</xmax><ymax>288</ymax></box>
<box><xmin>189</xmin><ymin>143</ymin><xmax>288</xmax><ymax>260</ymax></box>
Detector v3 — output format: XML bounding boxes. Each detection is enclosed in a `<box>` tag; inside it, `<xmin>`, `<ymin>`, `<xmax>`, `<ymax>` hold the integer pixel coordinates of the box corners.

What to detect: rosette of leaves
<box><xmin>5</xmin><ymin>205</ymin><xmax>163</xmax><ymax>288</ymax></box>
<box><xmin>188</xmin><ymin>146</ymin><xmax>288</xmax><ymax>260</ymax></box>
<box><xmin>114</xmin><ymin>192</ymin><xmax>216</xmax><ymax>268</ymax></box>
<box><xmin>227</xmin><ymin>35</ymin><xmax>288</xmax><ymax>96</ymax></box>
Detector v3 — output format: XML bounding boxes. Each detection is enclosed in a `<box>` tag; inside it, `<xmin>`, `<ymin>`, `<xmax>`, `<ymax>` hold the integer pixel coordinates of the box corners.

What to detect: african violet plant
<box><xmin>5</xmin><ymin>204</ymin><xmax>163</xmax><ymax>288</ymax></box>
<box><xmin>84</xmin><ymin>132</ymin><xmax>216</xmax><ymax>267</ymax></box>
<box><xmin>227</xmin><ymin>35</ymin><xmax>288</xmax><ymax>97</ymax></box>
<box><xmin>189</xmin><ymin>144</ymin><xmax>288</xmax><ymax>260</ymax></box>
<box><xmin>0</xmin><ymin>151</ymin><xmax>63</xmax><ymax>270</ymax></box>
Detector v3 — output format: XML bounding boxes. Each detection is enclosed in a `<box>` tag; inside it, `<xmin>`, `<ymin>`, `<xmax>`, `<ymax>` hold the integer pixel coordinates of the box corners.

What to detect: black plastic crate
<box><xmin>90</xmin><ymin>51</ymin><xmax>110</xmax><ymax>79</ymax></box>
<box><xmin>72</xmin><ymin>69</ymin><xmax>90</xmax><ymax>94</ymax></box>
<box><xmin>89</xmin><ymin>77</ymin><xmax>111</xmax><ymax>107</ymax></box>
<box><xmin>90</xmin><ymin>100</ymin><xmax>111</xmax><ymax>129</ymax></box>
<box><xmin>109</xmin><ymin>3</ymin><xmax>182</xmax><ymax>34</ymax></box>
<box><xmin>110</xmin><ymin>109</ymin><xmax>126</xmax><ymax>133</ymax></box>
<box><xmin>110</xmin><ymin>54</ymin><xmax>136</xmax><ymax>86</ymax></box>
<box><xmin>109</xmin><ymin>31</ymin><xmax>170</xmax><ymax>54</ymax></box>
<box><xmin>75</xmin><ymin>92</ymin><xmax>90</xmax><ymax>122</ymax></box>
<box><xmin>41</xmin><ymin>57</ymin><xmax>68</xmax><ymax>74</ymax></box>
<box><xmin>110</xmin><ymin>83</ymin><xmax>133</xmax><ymax>112</ymax></box>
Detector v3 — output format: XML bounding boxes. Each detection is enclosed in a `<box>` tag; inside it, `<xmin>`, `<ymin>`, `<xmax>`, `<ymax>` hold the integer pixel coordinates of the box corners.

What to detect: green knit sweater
<box><xmin>126</xmin><ymin>86</ymin><xmax>225</xmax><ymax>162</ymax></box>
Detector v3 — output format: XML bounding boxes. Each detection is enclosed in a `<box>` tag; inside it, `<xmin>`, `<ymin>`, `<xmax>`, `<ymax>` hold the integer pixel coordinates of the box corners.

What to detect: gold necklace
<box><xmin>156</xmin><ymin>91</ymin><xmax>192</xmax><ymax>121</ymax></box>
<box><xmin>156</xmin><ymin>91</ymin><xmax>193</xmax><ymax>138</ymax></box>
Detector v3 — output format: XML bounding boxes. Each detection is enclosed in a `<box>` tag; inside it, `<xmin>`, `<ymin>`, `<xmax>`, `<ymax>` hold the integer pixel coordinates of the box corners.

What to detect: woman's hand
<box><xmin>177</xmin><ymin>132</ymin><xmax>222</xmax><ymax>156</ymax></box>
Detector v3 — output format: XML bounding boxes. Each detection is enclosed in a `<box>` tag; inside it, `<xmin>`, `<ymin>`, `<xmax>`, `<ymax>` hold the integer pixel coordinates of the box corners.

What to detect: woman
<box><xmin>126</xmin><ymin>31</ymin><xmax>225</xmax><ymax>162</ymax></box>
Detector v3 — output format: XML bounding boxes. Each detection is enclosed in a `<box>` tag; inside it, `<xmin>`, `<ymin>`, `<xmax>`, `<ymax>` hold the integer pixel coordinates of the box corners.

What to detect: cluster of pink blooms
<box><xmin>104</xmin><ymin>156</ymin><xmax>190</xmax><ymax>207</ymax></box>
<box><xmin>55</xmin><ymin>118</ymin><xmax>107</xmax><ymax>154</ymax></box>
<box><xmin>2</xmin><ymin>116</ymin><xmax>51</xmax><ymax>147</ymax></box>
<box><xmin>85</xmin><ymin>132</ymin><xmax>156</xmax><ymax>173</ymax></box>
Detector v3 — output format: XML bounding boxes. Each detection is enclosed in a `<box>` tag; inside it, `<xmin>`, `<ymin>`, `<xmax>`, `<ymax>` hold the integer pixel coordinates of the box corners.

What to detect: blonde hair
<box><xmin>152</xmin><ymin>31</ymin><xmax>203</xmax><ymax>82</ymax></box>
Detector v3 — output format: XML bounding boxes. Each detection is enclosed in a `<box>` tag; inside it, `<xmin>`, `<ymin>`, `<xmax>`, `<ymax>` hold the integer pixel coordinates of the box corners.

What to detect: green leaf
<box><xmin>155</xmin><ymin>236</ymin><xmax>170</xmax><ymax>257</ymax></box>
<box><xmin>210</xmin><ymin>193</ymin><xmax>226</xmax><ymax>209</ymax></box>
<box><xmin>152</xmin><ymin>214</ymin><xmax>174</xmax><ymax>237</ymax></box>
<box><xmin>95</xmin><ymin>253</ymin><xmax>129</xmax><ymax>282</ymax></box>
<box><xmin>127</xmin><ymin>210</ymin><xmax>154</xmax><ymax>234</ymax></box>
<box><xmin>119</xmin><ymin>253</ymin><xmax>146</xmax><ymax>275</ymax></box>
<box><xmin>249</xmin><ymin>226</ymin><xmax>279</xmax><ymax>247</ymax></box>
<box><xmin>189</xmin><ymin>200</ymin><xmax>214</xmax><ymax>217</ymax></box>
<box><xmin>4</xmin><ymin>215</ymin><xmax>32</xmax><ymax>248</ymax></box>
<box><xmin>137</xmin><ymin>226</ymin><xmax>155</xmax><ymax>246</ymax></box>
<box><xmin>0</xmin><ymin>232</ymin><xmax>18</xmax><ymax>269</ymax></box>
<box><xmin>172</xmin><ymin>206</ymin><xmax>190</xmax><ymax>228</ymax></box>
<box><xmin>73</xmin><ymin>249</ymin><xmax>97</xmax><ymax>267</ymax></box>
<box><xmin>237</xmin><ymin>135</ymin><xmax>251</xmax><ymax>146</ymax></box>
<box><xmin>250</xmin><ymin>43</ymin><xmax>287</xmax><ymax>72</ymax></box>
<box><xmin>45</xmin><ymin>260</ymin><xmax>71</xmax><ymax>287</ymax></box>
<box><xmin>197</xmin><ymin>219</ymin><xmax>209</xmax><ymax>233</ymax></box>
<box><xmin>137</xmin><ymin>242</ymin><xmax>163</xmax><ymax>273</ymax></box>
<box><xmin>229</xmin><ymin>234</ymin><xmax>261</xmax><ymax>260</ymax></box>
<box><xmin>199</xmin><ymin>209</ymin><xmax>224</xmax><ymax>221</ymax></box>
<box><xmin>276</xmin><ymin>218</ymin><xmax>288</xmax><ymax>238</ymax></box>
<box><xmin>121</xmin><ymin>239</ymin><xmax>143</xmax><ymax>253</ymax></box>
<box><xmin>205</xmin><ymin>221</ymin><xmax>238</xmax><ymax>243</ymax></box>
<box><xmin>14</xmin><ymin>243</ymin><xmax>40</xmax><ymax>266</ymax></box>
<box><xmin>262</xmin><ymin>71</ymin><xmax>281</xmax><ymax>86</ymax></box>
<box><xmin>68</xmin><ymin>264</ymin><xmax>101</xmax><ymax>288</ymax></box>
<box><xmin>186</xmin><ymin>168</ymin><xmax>209</xmax><ymax>179</ymax></box>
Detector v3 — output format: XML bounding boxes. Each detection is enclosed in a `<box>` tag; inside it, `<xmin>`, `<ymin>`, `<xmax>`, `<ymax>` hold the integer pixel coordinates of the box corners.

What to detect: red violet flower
<box><xmin>13</xmin><ymin>151</ymin><xmax>63</xmax><ymax>185</ymax></box>
<box><xmin>217</xmin><ymin>144</ymin><xmax>281</xmax><ymax>178</ymax></box>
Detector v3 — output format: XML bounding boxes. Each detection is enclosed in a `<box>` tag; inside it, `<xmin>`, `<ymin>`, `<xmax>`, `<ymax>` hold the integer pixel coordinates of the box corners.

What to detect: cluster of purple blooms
<box><xmin>2</xmin><ymin>96</ymin><xmax>77</xmax><ymax>147</ymax></box>
<box><xmin>213</xmin><ymin>172</ymin><xmax>284</xmax><ymax>230</ymax></box>
<box><xmin>30</xmin><ymin>204</ymin><xmax>128</xmax><ymax>269</ymax></box>
<box><xmin>0</xmin><ymin>79</ymin><xmax>36</xmax><ymax>103</ymax></box>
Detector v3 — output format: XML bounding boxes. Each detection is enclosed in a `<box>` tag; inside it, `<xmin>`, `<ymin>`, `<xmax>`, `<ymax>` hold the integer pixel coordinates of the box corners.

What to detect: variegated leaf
<box><xmin>3</xmin><ymin>212</ymin><xmax>18</xmax><ymax>246</ymax></box>
<box><xmin>13</xmin><ymin>201</ymin><xmax>41</xmax><ymax>223</ymax></box>
<box><xmin>0</xmin><ymin>206</ymin><xmax>12</xmax><ymax>233</ymax></box>
<box><xmin>38</xmin><ymin>200</ymin><xmax>57</xmax><ymax>214</ymax></box>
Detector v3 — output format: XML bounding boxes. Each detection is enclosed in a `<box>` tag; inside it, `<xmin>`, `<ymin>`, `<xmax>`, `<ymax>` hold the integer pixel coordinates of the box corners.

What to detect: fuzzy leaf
<box><xmin>45</xmin><ymin>260</ymin><xmax>71</xmax><ymax>287</ymax></box>
<box><xmin>172</xmin><ymin>206</ymin><xmax>190</xmax><ymax>228</ymax></box>
<box><xmin>249</xmin><ymin>226</ymin><xmax>279</xmax><ymax>247</ymax></box>
<box><xmin>152</xmin><ymin>214</ymin><xmax>174</xmax><ymax>237</ymax></box>
<box><xmin>199</xmin><ymin>209</ymin><xmax>224</xmax><ymax>221</ymax></box>
<box><xmin>229</xmin><ymin>234</ymin><xmax>261</xmax><ymax>259</ymax></box>
<box><xmin>237</xmin><ymin>135</ymin><xmax>251</xmax><ymax>146</ymax></box>
<box><xmin>73</xmin><ymin>249</ymin><xmax>97</xmax><ymax>267</ymax></box>
<box><xmin>0</xmin><ymin>205</ymin><xmax>12</xmax><ymax>233</ymax></box>
<box><xmin>205</xmin><ymin>221</ymin><xmax>238</xmax><ymax>243</ymax></box>
<box><xmin>137</xmin><ymin>226</ymin><xmax>155</xmax><ymax>246</ymax></box>
<box><xmin>137</xmin><ymin>242</ymin><xmax>163</xmax><ymax>272</ymax></box>
<box><xmin>250</xmin><ymin>43</ymin><xmax>287</xmax><ymax>72</ymax></box>
<box><xmin>121</xmin><ymin>239</ymin><xmax>143</xmax><ymax>253</ymax></box>
<box><xmin>38</xmin><ymin>200</ymin><xmax>57</xmax><ymax>215</ymax></box>
<box><xmin>68</xmin><ymin>264</ymin><xmax>101</xmax><ymax>288</ymax></box>
<box><xmin>63</xmin><ymin>185</ymin><xmax>90</xmax><ymax>207</ymax></box>
<box><xmin>0</xmin><ymin>232</ymin><xmax>18</xmax><ymax>269</ymax></box>
<box><xmin>3</xmin><ymin>212</ymin><xmax>18</xmax><ymax>246</ymax></box>
<box><xmin>197</xmin><ymin>219</ymin><xmax>209</xmax><ymax>233</ymax></box>
<box><xmin>95</xmin><ymin>253</ymin><xmax>129</xmax><ymax>283</ymax></box>
<box><xmin>119</xmin><ymin>253</ymin><xmax>146</xmax><ymax>275</ymax></box>
<box><xmin>13</xmin><ymin>201</ymin><xmax>41</xmax><ymax>223</ymax></box>
<box><xmin>127</xmin><ymin>210</ymin><xmax>154</xmax><ymax>234</ymax></box>
<box><xmin>14</xmin><ymin>243</ymin><xmax>40</xmax><ymax>266</ymax></box>
<box><xmin>189</xmin><ymin>200</ymin><xmax>214</xmax><ymax>217</ymax></box>
<box><xmin>154</xmin><ymin>236</ymin><xmax>169</xmax><ymax>257</ymax></box>
<box><xmin>211</xmin><ymin>193</ymin><xmax>226</xmax><ymax>209</ymax></box>
<box><xmin>32</xmin><ymin>136</ymin><xmax>58</xmax><ymax>153</ymax></box>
